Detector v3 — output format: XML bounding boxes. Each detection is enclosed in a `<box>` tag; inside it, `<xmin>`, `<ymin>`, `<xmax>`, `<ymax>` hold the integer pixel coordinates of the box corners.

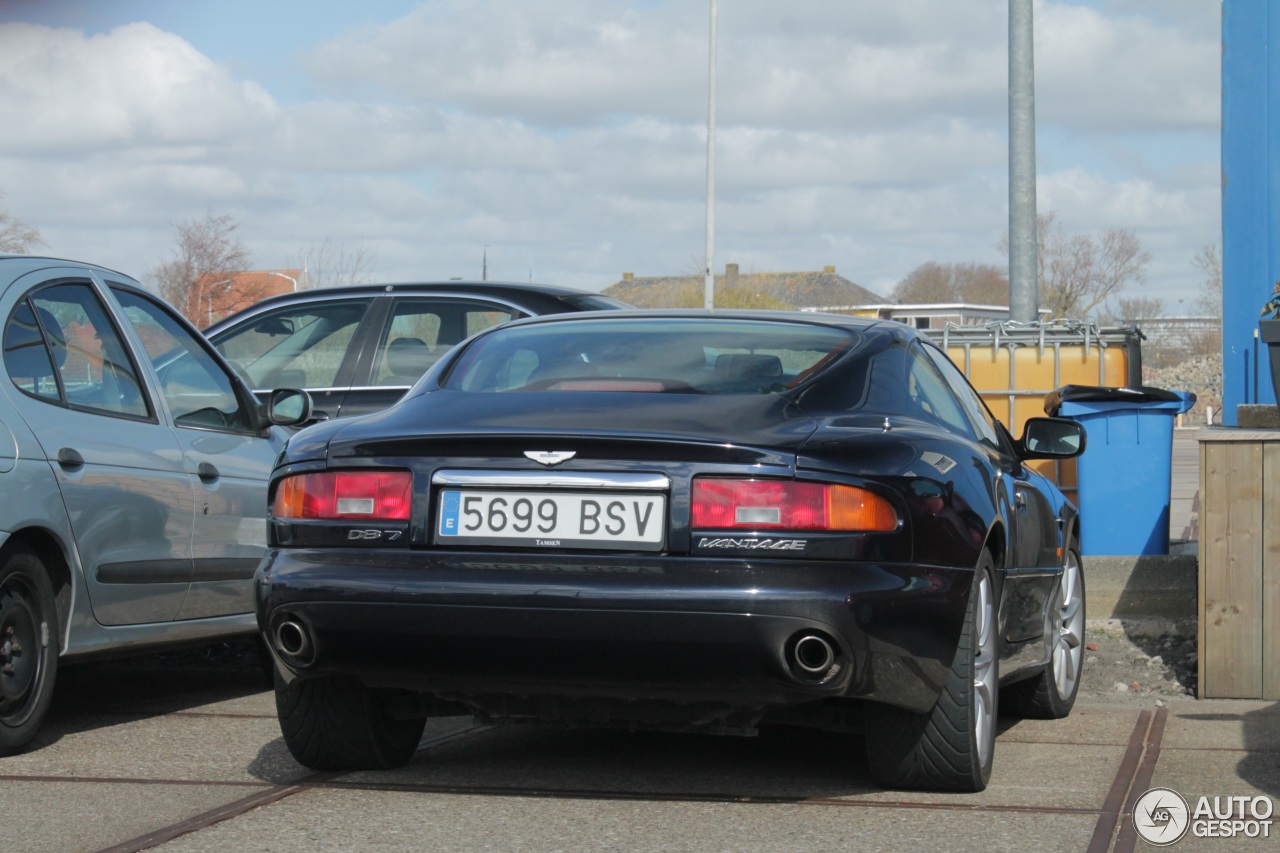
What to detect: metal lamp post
<box><xmin>269</xmin><ymin>271</ymin><xmax>298</xmax><ymax>292</ymax></box>
<box><xmin>704</xmin><ymin>0</ymin><xmax>718</xmax><ymax>310</ymax></box>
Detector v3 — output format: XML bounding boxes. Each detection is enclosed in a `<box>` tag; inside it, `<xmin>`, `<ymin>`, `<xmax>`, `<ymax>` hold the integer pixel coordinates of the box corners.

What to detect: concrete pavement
<box><xmin>1</xmin><ymin>652</ymin><xmax>1276</xmax><ymax>853</ymax></box>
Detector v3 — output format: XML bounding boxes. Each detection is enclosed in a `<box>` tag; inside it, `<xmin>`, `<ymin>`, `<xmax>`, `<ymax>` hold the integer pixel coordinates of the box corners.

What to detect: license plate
<box><xmin>436</xmin><ymin>490</ymin><xmax>666</xmax><ymax>550</ymax></box>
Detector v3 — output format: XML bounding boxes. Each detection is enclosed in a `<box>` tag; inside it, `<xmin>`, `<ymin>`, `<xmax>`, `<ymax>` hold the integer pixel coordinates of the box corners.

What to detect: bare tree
<box><xmin>1097</xmin><ymin>295</ymin><xmax>1166</xmax><ymax>325</ymax></box>
<box><xmin>0</xmin><ymin>191</ymin><xmax>47</xmax><ymax>253</ymax></box>
<box><xmin>1191</xmin><ymin>242</ymin><xmax>1222</xmax><ymax>319</ymax></box>
<box><xmin>891</xmin><ymin>262</ymin><xmax>952</xmax><ymax>303</ymax></box>
<box><xmin>1040</xmin><ymin>213</ymin><xmax>1151</xmax><ymax>319</ymax></box>
<box><xmin>891</xmin><ymin>261</ymin><xmax>1009</xmax><ymax>305</ymax></box>
<box><xmin>999</xmin><ymin>211</ymin><xmax>1151</xmax><ymax>320</ymax></box>
<box><xmin>289</xmin><ymin>237</ymin><xmax>378</xmax><ymax>289</ymax></box>
<box><xmin>149</xmin><ymin>212</ymin><xmax>252</xmax><ymax>325</ymax></box>
<box><xmin>1187</xmin><ymin>242</ymin><xmax>1222</xmax><ymax>357</ymax></box>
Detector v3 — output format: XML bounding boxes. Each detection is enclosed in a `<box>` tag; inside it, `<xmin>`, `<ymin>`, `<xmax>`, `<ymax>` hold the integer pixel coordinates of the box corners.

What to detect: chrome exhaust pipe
<box><xmin>274</xmin><ymin>618</ymin><xmax>314</xmax><ymax>665</ymax></box>
<box><xmin>792</xmin><ymin>633</ymin><xmax>836</xmax><ymax>676</ymax></box>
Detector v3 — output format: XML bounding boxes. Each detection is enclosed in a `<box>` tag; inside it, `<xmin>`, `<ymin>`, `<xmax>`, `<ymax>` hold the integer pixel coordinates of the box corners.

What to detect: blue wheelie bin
<box><xmin>1044</xmin><ymin>385</ymin><xmax>1196</xmax><ymax>557</ymax></box>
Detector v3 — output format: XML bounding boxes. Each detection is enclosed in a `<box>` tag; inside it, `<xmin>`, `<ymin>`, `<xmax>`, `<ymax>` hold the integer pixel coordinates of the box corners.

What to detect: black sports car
<box><xmin>256</xmin><ymin>310</ymin><xmax>1087</xmax><ymax>792</ymax></box>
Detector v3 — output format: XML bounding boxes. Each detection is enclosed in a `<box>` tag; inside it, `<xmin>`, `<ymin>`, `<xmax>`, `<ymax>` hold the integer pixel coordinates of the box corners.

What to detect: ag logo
<box><xmin>1133</xmin><ymin>787</ymin><xmax>1190</xmax><ymax>846</ymax></box>
<box><xmin>525</xmin><ymin>450</ymin><xmax>576</xmax><ymax>467</ymax></box>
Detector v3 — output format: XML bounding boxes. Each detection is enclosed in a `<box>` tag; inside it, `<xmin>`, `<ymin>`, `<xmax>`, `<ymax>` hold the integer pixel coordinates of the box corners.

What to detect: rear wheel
<box><xmin>275</xmin><ymin>673</ymin><xmax>426</xmax><ymax>771</ymax></box>
<box><xmin>1005</xmin><ymin>540</ymin><xmax>1084</xmax><ymax>719</ymax></box>
<box><xmin>0</xmin><ymin>544</ymin><xmax>58</xmax><ymax>755</ymax></box>
<box><xmin>866</xmin><ymin>553</ymin><xmax>998</xmax><ymax>791</ymax></box>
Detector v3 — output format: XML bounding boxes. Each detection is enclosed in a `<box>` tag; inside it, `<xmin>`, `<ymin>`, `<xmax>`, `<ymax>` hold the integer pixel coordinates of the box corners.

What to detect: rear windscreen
<box><xmin>446</xmin><ymin>317</ymin><xmax>855</xmax><ymax>395</ymax></box>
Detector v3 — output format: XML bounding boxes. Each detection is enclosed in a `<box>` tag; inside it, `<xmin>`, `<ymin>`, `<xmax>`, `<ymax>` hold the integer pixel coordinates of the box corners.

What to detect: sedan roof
<box><xmin>492</xmin><ymin>306</ymin><xmax>908</xmax><ymax>335</ymax></box>
<box><xmin>216</xmin><ymin>279</ymin><xmax>627</xmax><ymax>308</ymax></box>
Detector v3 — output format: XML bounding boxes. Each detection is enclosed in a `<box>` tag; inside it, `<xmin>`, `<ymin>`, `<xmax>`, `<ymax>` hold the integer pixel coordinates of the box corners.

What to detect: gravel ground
<box><xmin>1075</xmin><ymin>624</ymin><xmax>1198</xmax><ymax>704</ymax></box>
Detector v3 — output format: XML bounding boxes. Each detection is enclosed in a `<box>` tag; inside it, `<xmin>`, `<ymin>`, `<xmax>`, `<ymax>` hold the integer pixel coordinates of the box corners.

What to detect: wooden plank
<box><xmin>1265</xmin><ymin>445</ymin><xmax>1280</xmax><ymax>700</ymax></box>
<box><xmin>1201</xmin><ymin>440</ymin><xmax>1264</xmax><ymax>698</ymax></box>
<box><xmin>1198</xmin><ymin>440</ymin><xmax>1207</xmax><ymax>699</ymax></box>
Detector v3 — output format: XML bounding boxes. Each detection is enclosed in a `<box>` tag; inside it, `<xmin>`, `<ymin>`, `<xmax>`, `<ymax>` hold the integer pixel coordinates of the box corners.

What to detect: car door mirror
<box><xmin>266</xmin><ymin>388</ymin><xmax>314</xmax><ymax>427</ymax></box>
<box><xmin>1017</xmin><ymin>417</ymin><xmax>1086</xmax><ymax>460</ymax></box>
<box><xmin>254</xmin><ymin>317</ymin><xmax>295</xmax><ymax>336</ymax></box>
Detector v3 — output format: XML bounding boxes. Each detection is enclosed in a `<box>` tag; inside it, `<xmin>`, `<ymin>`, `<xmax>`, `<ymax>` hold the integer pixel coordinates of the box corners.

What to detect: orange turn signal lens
<box><xmin>691</xmin><ymin>478</ymin><xmax>898</xmax><ymax>532</ymax></box>
<box><xmin>825</xmin><ymin>484</ymin><xmax>899</xmax><ymax>532</ymax></box>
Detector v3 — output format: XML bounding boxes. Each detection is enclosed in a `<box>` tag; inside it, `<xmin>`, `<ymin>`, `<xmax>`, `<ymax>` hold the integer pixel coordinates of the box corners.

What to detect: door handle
<box><xmin>1014</xmin><ymin>491</ymin><xmax>1027</xmax><ymax>509</ymax></box>
<box><xmin>197</xmin><ymin>462</ymin><xmax>220</xmax><ymax>483</ymax></box>
<box><xmin>56</xmin><ymin>447</ymin><xmax>84</xmax><ymax>469</ymax></box>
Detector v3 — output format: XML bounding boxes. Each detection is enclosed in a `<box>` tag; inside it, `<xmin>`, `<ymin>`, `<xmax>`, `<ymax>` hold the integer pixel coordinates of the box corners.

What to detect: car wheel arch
<box><xmin>0</xmin><ymin>529</ymin><xmax>71</xmax><ymax>651</ymax></box>
<box><xmin>981</xmin><ymin>525</ymin><xmax>1010</xmax><ymax>639</ymax></box>
<box><xmin>983</xmin><ymin>522</ymin><xmax>1008</xmax><ymax>574</ymax></box>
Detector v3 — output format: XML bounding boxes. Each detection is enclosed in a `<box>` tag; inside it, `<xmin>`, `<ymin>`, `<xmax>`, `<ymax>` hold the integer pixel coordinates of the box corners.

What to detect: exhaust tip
<box><xmin>789</xmin><ymin>632</ymin><xmax>839</xmax><ymax>681</ymax></box>
<box><xmin>273</xmin><ymin>617</ymin><xmax>314</xmax><ymax>666</ymax></box>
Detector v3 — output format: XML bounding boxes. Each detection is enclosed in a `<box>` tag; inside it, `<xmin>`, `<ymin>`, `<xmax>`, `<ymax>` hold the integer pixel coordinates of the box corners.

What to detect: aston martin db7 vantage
<box><xmin>255</xmin><ymin>310</ymin><xmax>1087</xmax><ymax>792</ymax></box>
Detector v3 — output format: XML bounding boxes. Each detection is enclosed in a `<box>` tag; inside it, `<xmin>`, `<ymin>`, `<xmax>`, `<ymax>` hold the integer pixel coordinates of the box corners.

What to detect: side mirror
<box><xmin>266</xmin><ymin>388</ymin><xmax>313</xmax><ymax>427</ymax></box>
<box><xmin>254</xmin><ymin>317</ymin><xmax>295</xmax><ymax>336</ymax></box>
<box><xmin>1017</xmin><ymin>417</ymin><xmax>1086</xmax><ymax>460</ymax></box>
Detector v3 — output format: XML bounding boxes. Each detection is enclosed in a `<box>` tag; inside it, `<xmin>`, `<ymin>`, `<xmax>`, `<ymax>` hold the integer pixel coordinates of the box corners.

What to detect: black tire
<box><xmin>1005</xmin><ymin>540</ymin><xmax>1085</xmax><ymax>719</ymax></box>
<box><xmin>0</xmin><ymin>544</ymin><xmax>59</xmax><ymax>755</ymax></box>
<box><xmin>866</xmin><ymin>552</ymin><xmax>998</xmax><ymax>792</ymax></box>
<box><xmin>275</xmin><ymin>672</ymin><xmax>426</xmax><ymax>771</ymax></box>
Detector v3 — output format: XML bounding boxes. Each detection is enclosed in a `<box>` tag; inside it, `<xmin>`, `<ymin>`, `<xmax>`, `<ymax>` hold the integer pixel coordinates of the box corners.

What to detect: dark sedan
<box><xmin>204</xmin><ymin>281</ymin><xmax>629</xmax><ymax>424</ymax></box>
<box><xmin>255</xmin><ymin>311</ymin><xmax>1087</xmax><ymax>792</ymax></box>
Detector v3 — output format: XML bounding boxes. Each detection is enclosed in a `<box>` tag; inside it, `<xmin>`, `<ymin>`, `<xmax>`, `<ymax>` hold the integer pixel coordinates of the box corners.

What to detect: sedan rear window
<box><xmin>447</xmin><ymin>318</ymin><xmax>855</xmax><ymax>394</ymax></box>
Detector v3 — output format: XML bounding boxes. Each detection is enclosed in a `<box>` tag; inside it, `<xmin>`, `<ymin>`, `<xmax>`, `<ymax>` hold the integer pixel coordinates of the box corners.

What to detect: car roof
<box><xmin>491</xmin><ymin>307</ymin><xmax>913</xmax><ymax>337</ymax></box>
<box><xmin>224</xmin><ymin>280</ymin><xmax>609</xmax><ymax>307</ymax></box>
<box><xmin>0</xmin><ymin>253</ymin><xmax>140</xmax><ymax>284</ymax></box>
<box><xmin>202</xmin><ymin>279</ymin><xmax>629</xmax><ymax>334</ymax></box>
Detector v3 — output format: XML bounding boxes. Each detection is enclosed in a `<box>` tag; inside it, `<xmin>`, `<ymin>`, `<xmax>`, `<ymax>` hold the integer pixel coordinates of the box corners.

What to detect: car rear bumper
<box><xmin>255</xmin><ymin>548</ymin><xmax>972</xmax><ymax>717</ymax></box>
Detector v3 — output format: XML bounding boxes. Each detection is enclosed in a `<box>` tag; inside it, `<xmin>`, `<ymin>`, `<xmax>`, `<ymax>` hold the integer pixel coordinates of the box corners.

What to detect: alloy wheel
<box><xmin>1051</xmin><ymin>551</ymin><xmax>1085</xmax><ymax>699</ymax></box>
<box><xmin>972</xmin><ymin>570</ymin><xmax>997</xmax><ymax>765</ymax></box>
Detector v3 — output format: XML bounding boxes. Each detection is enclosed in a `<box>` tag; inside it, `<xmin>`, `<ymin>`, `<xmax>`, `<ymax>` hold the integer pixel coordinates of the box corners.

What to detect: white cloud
<box><xmin>1036</xmin><ymin>3</ymin><xmax>1219</xmax><ymax>132</ymax></box>
<box><xmin>0</xmin><ymin>23</ymin><xmax>279</xmax><ymax>154</ymax></box>
<box><xmin>0</xmin><ymin>1</ymin><xmax>1220</xmax><ymax>308</ymax></box>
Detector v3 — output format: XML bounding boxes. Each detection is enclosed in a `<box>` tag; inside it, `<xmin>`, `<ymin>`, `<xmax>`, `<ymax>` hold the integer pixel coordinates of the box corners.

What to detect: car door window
<box><xmin>3</xmin><ymin>282</ymin><xmax>149</xmax><ymax>419</ymax></box>
<box><xmin>111</xmin><ymin>288</ymin><xmax>254</xmax><ymax>433</ymax></box>
<box><xmin>211</xmin><ymin>299</ymin><xmax>371</xmax><ymax>390</ymax></box>
<box><xmin>371</xmin><ymin>298</ymin><xmax>518</xmax><ymax>387</ymax></box>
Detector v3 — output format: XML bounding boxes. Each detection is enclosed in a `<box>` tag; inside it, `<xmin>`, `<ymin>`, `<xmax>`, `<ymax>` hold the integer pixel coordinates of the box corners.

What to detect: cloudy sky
<box><xmin>0</xmin><ymin>0</ymin><xmax>1219</xmax><ymax>310</ymax></box>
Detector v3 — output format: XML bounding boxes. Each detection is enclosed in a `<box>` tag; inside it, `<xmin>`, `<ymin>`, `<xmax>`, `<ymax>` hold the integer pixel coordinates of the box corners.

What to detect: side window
<box><xmin>3</xmin><ymin>282</ymin><xmax>149</xmax><ymax>419</ymax></box>
<box><xmin>922</xmin><ymin>343</ymin><xmax>1003</xmax><ymax>449</ymax></box>
<box><xmin>372</xmin><ymin>299</ymin><xmax>517</xmax><ymax>387</ymax></box>
<box><xmin>905</xmin><ymin>345</ymin><xmax>977</xmax><ymax>440</ymax></box>
<box><xmin>111</xmin><ymin>287</ymin><xmax>253</xmax><ymax>433</ymax></box>
<box><xmin>210</xmin><ymin>299</ymin><xmax>371</xmax><ymax>389</ymax></box>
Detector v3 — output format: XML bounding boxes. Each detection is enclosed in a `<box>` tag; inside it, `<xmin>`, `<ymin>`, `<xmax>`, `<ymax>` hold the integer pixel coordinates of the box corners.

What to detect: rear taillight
<box><xmin>273</xmin><ymin>470</ymin><xmax>412</xmax><ymax>520</ymax></box>
<box><xmin>691</xmin><ymin>478</ymin><xmax>897</xmax><ymax>532</ymax></box>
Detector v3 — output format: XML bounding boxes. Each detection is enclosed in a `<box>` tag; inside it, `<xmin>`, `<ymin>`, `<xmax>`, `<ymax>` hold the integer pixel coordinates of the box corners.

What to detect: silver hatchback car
<box><xmin>0</xmin><ymin>255</ymin><xmax>309</xmax><ymax>753</ymax></box>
